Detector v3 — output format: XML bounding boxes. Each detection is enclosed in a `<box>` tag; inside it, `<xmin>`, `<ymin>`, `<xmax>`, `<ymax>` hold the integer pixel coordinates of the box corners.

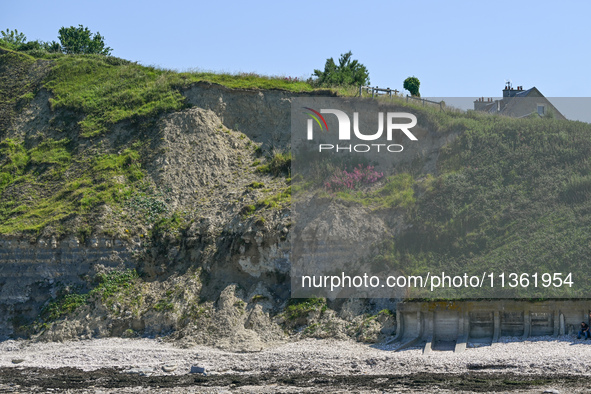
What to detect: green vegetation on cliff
<box><xmin>0</xmin><ymin>47</ymin><xmax>302</xmax><ymax>236</ymax></box>
<box><xmin>0</xmin><ymin>136</ymin><xmax>145</xmax><ymax>234</ymax></box>
<box><xmin>291</xmin><ymin>100</ymin><xmax>591</xmax><ymax>297</ymax></box>
<box><xmin>3</xmin><ymin>44</ymin><xmax>591</xmax><ymax>300</ymax></box>
<box><xmin>373</xmin><ymin>114</ymin><xmax>591</xmax><ymax>297</ymax></box>
<box><xmin>1</xmin><ymin>46</ymin><xmax>315</xmax><ymax>138</ymax></box>
<box><xmin>0</xmin><ymin>49</ymin><xmax>43</xmax><ymax>128</ymax></box>
<box><xmin>45</xmin><ymin>56</ymin><xmax>314</xmax><ymax>137</ymax></box>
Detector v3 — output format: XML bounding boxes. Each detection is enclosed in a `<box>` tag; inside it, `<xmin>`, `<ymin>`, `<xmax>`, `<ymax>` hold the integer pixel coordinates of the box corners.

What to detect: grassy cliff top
<box><xmin>0</xmin><ymin>46</ymin><xmax>318</xmax><ymax>138</ymax></box>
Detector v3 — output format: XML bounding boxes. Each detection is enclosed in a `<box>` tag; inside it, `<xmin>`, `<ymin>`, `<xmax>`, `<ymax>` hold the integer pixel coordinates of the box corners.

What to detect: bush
<box><xmin>17</xmin><ymin>40</ymin><xmax>41</xmax><ymax>51</ymax></box>
<box><xmin>256</xmin><ymin>152</ymin><xmax>291</xmax><ymax>176</ymax></box>
<box><xmin>0</xmin><ymin>28</ymin><xmax>27</xmax><ymax>50</ymax></box>
<box><xmin>562</xmin><ymin>175</ymin><xmax>591</xmax><ymax>203</ymax></box>
<box><xmin>403</xmin><ymin>76</ymin><xmax>420</xmax><ymax>97</ymax></box>
<box><xmin>312</xmin><ymin>51</ymin><xmax>369</xmax><ymax>87</ymax></box>
<box><xmin>284</xmin><ymin>298</ymin><xmax>326</xmax><ymax>321</ymax></box>
<box><xmin>240</xmin><ymin>204</ymin><xmax>256</xmax><ymax>216</ymax></box>
<box><xmin>247</xmin><ymin>181</ymin><xmax>265</xmax><ymax>189</ymax></box>
<box><xmin>58</xmin><ymin>25</ymin><xmax>111</xmax><ymax>55</ymax></box>
<box><xmin>42</xmin><ymin>40</ymin><xmax>62</xmax><ymax>53</ymax></box>
<box><xmin>0</xmin><ymin>29</ymin><xmax>61</xmax><ymax>54</ymax></box>
<box><xmin>40</xmin><ymin>289</ymin><xmax>88</xmax><ymax>321</ymax></box>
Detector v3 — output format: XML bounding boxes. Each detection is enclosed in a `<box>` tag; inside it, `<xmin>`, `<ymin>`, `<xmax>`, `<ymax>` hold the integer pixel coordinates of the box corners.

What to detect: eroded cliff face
<box><xmin>0</xmin><ymin>81</ymin><xmax>453</xmax><ymax>345</ymax></box>
<box><xmin>181</xmin><ymin>82</ymin><xmax>332</xmax><ymax>149</ymax></box>
<box><xmin>0</xmin><ymin>236</ymin><xmax>134</xmax><ymax>338</ymax></box>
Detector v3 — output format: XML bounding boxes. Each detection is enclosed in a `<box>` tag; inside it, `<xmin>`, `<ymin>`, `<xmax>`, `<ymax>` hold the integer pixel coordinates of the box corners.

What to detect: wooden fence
<box><xmin>359</xmin><ymin>85</ymin><xmax>400</xmax><ymax>98</ymax></box>
<box><xmin>359</xmin><ymin>85</ymin><xmax>445</xmax><ymax>111</ymax></box>
<box><xmin>405</xmin><ymin>95</ymin><xmax>445</xmax><ymax>111</ymax></box>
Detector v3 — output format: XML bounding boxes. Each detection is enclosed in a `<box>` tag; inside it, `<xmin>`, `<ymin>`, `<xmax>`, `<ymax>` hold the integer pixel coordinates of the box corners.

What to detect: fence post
<box><xmin>359</xmin><ymin>85</ymin><xmax>362</xmax><ymax>97</ymax></box>
<box><xmin>372</xmin><ymin>87</ymin><xmax>375</xmax><ymax>98</ymax></box>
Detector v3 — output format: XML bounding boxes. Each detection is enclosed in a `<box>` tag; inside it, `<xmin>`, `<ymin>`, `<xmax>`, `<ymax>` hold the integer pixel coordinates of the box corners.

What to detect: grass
<box><xmin>284</xmin><ymin>298</ymin><xmax>327</xmax><ymax>321</ymax></box>
<box><xmin>43</xmin><ymin>55</ymin><xmax>188</xmax><ymax>137</ymax></box>
<box><xmin>0</xmin><ymin>49</ymin><xmax>309</xmax><ymax>236</ymax></box>
<box><xmin>38</xmin><ymin>54</ymin><xmax>316</xmax><ymax>138</ymax></box>
<box><xmin>0</xmin><ymin>138</ymin><xmax>74</xmax><ymax>233</ymax></box>
<box><xmin>240</xmin><ymin>186</ymin><xmax>291</xmax><ymax>218</ymax></box>
<box><xmin>150</xmin><ymin>212</ymin><xmax>184</xmax><ymax>239</ymax></box>
<box><xmin>0</xmin><ymin>48</ymin><xmax>42</xmax><ymax>130</ymax></box>
<box><xmin>37</xmin><ymin>269</ymin><xmax>139</xmax><ymax>325</ymax></box>
<box><xmin>177</xmin><ymin>70</ymin><xmax>314</xmax><ymax>92</ymax></box>
<box><xmin>241</xmin><ymin>204</ymin><xmax>256</xmax><ymax>217</ymax></box>
<box><xmin>255</xmin><ymin>152</ymin><xmax>291</xmax><ymax>177</ymax></box>
<box><xmin>333</xmin><ymin>173</ymin><xmax>415</xmax><ymax>210</ymax></box>
<box><xmin>0</xmin><ymin>137</ymin><xmax>146</xmax><ymax>234</ymax></box>
<box><xmin>259</xmin><ymin>186</ymin><xmax>291</xmax><ymax>209</ymax></box>
<box><xmin>29</xmin><ymin>138</ymin><xmax>71</xmax><ymax>166</ymax></box>
<box><xmin>290</xmin><ymin>98</ymin><xmax>591</xmax><ymax>298</ymax></box>
<box><xmin>0</xmin><ymin>45</ymin><xmax>430</xmax><ymax>144</ymax></box>
<box><xmin>372</xmin><ymin>114</ymin><xmax>591</xmax><ymax>298</ymax></box>
<box><xmin>153</xmin><ymin>299</ymin><xmax>175</xmax><ymax>312</ymax></box>
<box><xmin>247</xmin><ymin>181</ymin><xmax>265</xmax><ymax>190</ymax></box>
<box><xmin>125</xmin><ymin>192</ymin><xmax>169</xmax><ymax>223</ymax></box>
<box><xmin>92</xmin><ymin>269</ymin><xmax>139</xmax><ymax>302</ymax></box>
<box><xmin>39</xmin><ymin>288</ymin><xmax>87</xmax><ymax>321</ymax></box>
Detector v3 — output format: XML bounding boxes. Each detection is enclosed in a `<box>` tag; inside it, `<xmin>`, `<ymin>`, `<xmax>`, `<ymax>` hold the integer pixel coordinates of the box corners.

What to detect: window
<box><xmin>537</xmin><ymin>105</ymin><xmax>545</xmax><ymax>116</ymax></box>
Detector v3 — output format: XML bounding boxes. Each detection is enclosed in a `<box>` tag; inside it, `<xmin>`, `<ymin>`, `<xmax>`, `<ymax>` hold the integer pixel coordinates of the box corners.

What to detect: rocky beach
<box><xmin>1</xmin><ymin>336</ymin><xmax>590</xmax><ymax>392</ymax></box>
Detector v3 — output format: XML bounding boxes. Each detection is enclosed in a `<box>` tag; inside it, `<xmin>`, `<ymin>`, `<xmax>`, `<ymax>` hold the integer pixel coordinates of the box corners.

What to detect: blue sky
<box><xmin>3</xmin><ymin>0</ymin><xmax>590</xmax><ymax>98</ymax></box>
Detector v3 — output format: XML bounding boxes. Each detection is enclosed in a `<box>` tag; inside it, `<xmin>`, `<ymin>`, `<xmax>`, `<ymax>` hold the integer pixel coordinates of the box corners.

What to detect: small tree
<box><xmin>42</xmin><ymin>40</ymin><xmax>62</xmax><ymax>53</ymax></box>
<box><xmin>403</xmin><ymin>76</ymin><xmax>420</xmax><ymax>97</ymax></box>
<box><xmin>313</xmin><ymin>51</ymin><xmax>370</xmax><ymax>87</ymax></box>
<box><xmin>58</xmin><ymin>25</ymin><xmax>112</xmax><ymax>55</ymax></box>
<box><xmin>0</xmin><ymin>29</ymin><xmax>27</xmax><ymax>50</ymax></box>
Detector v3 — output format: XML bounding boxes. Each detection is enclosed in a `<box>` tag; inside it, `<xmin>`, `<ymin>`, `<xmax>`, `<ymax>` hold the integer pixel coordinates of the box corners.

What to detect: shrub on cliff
<box><xmin>58</xmin><ymin>25</ymin><xmax>112</xmax><ymax>55</ymax></box>
<box><xmin>312</xmin><ymin>51</ymin><xmax>370</xmax><ymax>87</ymax></box>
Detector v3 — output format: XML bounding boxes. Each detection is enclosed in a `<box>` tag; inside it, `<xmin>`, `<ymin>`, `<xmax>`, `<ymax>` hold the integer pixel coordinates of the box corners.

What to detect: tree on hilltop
<box><xmin>313</xmin><ymin>51</ymin><xmax>370</xmax><ymax>87</ymax></box>
<box><xmin>403</xmin><ymin>76</ymin><xmax>420</xmax><ymax>97</ymax></box>
<box><xmin>58</xmin><ymin>25</ymin><xmax>112</xmax><ymax>55</ymax></box>
<box><xmin>0</xmin><ymin>29</ymin><xmax>27</xmax><ymax>50</ymax></box>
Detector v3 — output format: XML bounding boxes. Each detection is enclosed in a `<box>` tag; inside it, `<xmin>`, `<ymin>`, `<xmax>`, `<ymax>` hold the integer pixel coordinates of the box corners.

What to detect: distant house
<box><xmin>473</xmin><ymin>82</ymin><xmax>566</xmax><ymax>120</ymax></box>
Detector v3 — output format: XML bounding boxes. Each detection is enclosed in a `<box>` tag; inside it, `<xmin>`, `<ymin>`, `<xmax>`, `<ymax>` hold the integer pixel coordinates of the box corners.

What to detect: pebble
<box><xmin>0</xmin><ymin>336</ymin><xmax>588</xmax><ymax>378</ymax></box>
<box><xmin>162</xmin><ymin>363</ymin><xmax>177</xmax><ymax>372</ymax></box>
<box><xmin>124</xmin><ymin>367</ymin><xmax>154</xmax><ymax>376</ymax></box>
<box><xmin>190</xmin><ymin>365</ymin><xmax>206</xmax><ymax>374</ymax></box>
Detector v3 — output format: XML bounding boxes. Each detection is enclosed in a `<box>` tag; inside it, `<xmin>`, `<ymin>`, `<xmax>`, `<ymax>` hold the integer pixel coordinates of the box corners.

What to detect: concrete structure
<box><xmin>473</xmin><ymin>82</ymin><xmax>566</xmax><ymax>120</ymax></box>
<box><xmin>392</xmin><ymin>300</ymin><xmax>591</xmax><ymax>353</ymax></box>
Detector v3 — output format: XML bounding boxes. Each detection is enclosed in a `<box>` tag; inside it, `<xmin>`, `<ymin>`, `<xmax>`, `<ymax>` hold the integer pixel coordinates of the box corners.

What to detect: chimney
<box><xmin>503</xmin><ymin>82</ymin><xmax>521</xmax><ymax>98</ymax></box>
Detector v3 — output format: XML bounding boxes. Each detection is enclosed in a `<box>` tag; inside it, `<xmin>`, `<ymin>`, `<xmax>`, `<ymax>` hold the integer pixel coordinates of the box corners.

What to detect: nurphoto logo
<box><xmin>303</xmin><ymin>107</ymin><xmax>418</xmax><ymax>153</ymax></box>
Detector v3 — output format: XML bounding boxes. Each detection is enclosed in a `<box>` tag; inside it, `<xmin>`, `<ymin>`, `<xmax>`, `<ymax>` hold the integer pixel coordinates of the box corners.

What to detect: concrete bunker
<box><xmin>392</xmin><ymin>300</ymin><xmax>591</xmax><ymax>353</ymax></box>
